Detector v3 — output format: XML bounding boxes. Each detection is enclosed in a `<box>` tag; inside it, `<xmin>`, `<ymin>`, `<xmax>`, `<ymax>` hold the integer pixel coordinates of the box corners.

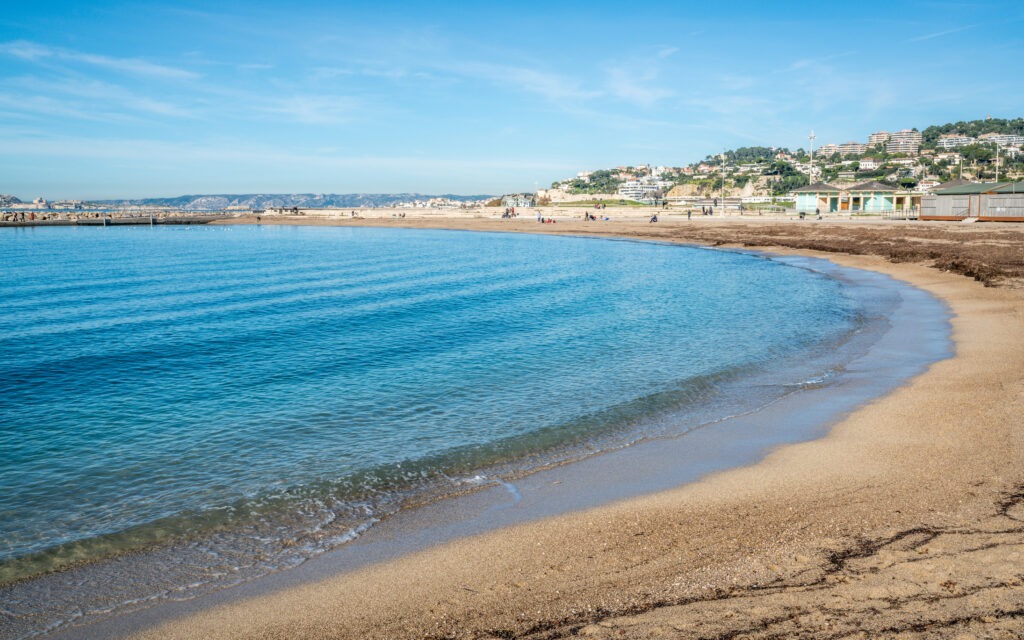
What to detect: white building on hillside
<box><xmin>886</xmin><ymin>129</ymin><xmax>923</xmax><ymax>155</ymax></box>
<box><xmin>617</xmin><ymin>180</ymin><xmax>669</xmax><ymax>200</ymax></box>
<box><xmin>937</xmin><ymin>135</ymin><xmax>976</xmax><ymax>150</ymax></box>
<box><xmin>501</xmin><ymin>193</ymin><xmax>536</xmax><ymax>208</ymax></box>
<box><xmin>818</xmin><ymin>143</ymin><xmax>840</xmax><ymax>157</ymax></box>
<box><xmin>978</xmin><ymin>132</ymin><xmax>1024</xmax><ymax>148</ymax></box>
<box><xmin>838</xmin><ymin>141</ymin><xmax>867</xmax><ymax>156</ymax></box>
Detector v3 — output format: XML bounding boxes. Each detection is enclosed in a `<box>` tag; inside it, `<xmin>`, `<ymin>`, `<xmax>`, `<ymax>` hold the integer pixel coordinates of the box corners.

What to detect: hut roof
<box><xmin>849</xmin><ymin>181</ymin><xmax>896</xmax><ymax>192</ymax></box>
<box><xmin>991</xmin><ymin>182</ymin><xmax>1024</xmax><ymax>193</ymax></box>
<box><xmin>793</xmin><ymin>182</ymin><xmax>840</xmax><ymax>193</ymax></box>
<box><xmin>933</xmin><ymin>182</ymin><xmax>1010</xmax><ymax>195</ymax></box>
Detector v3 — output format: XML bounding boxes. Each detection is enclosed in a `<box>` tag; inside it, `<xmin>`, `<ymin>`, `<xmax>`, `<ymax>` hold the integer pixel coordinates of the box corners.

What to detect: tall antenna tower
<box><xmin>808</xmin><ymin>130</ymin><xmax>817</xmax><ymax>182</ymax></box>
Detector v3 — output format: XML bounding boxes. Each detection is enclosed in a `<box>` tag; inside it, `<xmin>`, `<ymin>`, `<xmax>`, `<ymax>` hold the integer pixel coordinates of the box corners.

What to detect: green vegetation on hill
<box><xmin>922</xmin><ymin>118</ymin><xmax>1024</xmax><ymax>147</ymax></box>
<box><xmin>763</xmin><ymin>161</ymin><xmax>809</xmax><ymax>195</ymax></box>
<box><xmin>715</xmin><ymin>146</ymin><xmax>778</xmax><ymax>164</ymax></box>
<box><xmin>551</xmin><ymin>116</ymin><xmax>1022</xmax><ymax>198</ymax></box>
<box><xmin>557</xmin><ymin>169</ymin><xmax>622</xmax><ymax>194</ymax></box>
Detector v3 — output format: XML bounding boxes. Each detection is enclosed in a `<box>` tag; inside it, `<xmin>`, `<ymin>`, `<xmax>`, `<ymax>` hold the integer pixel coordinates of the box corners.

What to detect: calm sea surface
<box><xmin>0</xmin><ymin>225</ymin><xmax>861</xmax><ymax>633</ymax></box>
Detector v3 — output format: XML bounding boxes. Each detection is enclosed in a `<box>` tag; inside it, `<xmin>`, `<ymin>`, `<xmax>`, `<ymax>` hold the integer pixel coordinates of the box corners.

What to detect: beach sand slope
<box><xmin>136</xmin><ymin>219</ymin><xmax>1024</xmax><ymax>639</ymax></box>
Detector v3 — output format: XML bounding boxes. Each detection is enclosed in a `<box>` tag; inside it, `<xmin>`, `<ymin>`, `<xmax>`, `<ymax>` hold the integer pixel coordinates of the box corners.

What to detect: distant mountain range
<box><xmin>91</xmin><ymin>193</ymin><xmax>495</xmax><ymax>210</ymax></box>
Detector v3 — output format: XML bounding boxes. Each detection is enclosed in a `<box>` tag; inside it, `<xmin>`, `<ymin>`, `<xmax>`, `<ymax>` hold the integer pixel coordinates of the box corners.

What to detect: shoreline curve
<box><xmin>40</xmin><ymin>218</ymin><xmax>1024</xmax><ymax>638</ymax></box>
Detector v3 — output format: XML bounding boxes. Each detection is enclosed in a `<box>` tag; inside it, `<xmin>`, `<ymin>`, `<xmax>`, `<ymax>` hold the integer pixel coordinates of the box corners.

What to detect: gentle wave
<box><xmin>0</xmin><ymin>226</ymin><xmax>863</xmax><ymax>637</ymax></box>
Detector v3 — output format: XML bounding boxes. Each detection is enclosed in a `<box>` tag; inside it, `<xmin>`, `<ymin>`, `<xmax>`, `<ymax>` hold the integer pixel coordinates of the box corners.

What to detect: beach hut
<box><xmin>921</xmin><ymin>182</ymin><xmax>1024</xmax><ymax>221</ymax></box>
<box><xmin>794</xmin><ymin>181</ymin><xmax>901</xmax><ymax>214</ymax></box>
<box><xmin>846</xmin><ymin>181</ymin><xmax>897</xmax><ymax>213</ymax></box>
<box><xmin>793</xmin><ymin>183</ymin><xmax>840</xmax><ymax>213</ymax></box>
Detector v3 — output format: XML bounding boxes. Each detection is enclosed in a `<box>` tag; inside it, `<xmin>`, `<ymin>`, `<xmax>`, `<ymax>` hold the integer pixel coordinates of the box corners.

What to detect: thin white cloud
<box><xmin>601</xmin><ymin>46</ymin><xmax>682</xmax><ymax>108</ymax></box>
<box><xmin>258</xmin><ymin>95</ymin><xmax>362</xmax><ymax>124</ymax></box>
<box><xmin>310</xmin><ymin>67</ymin><xmax>355</xmax><ymax>80</ymax></box>
<box><xmin>908</xmin><ymin>24</ymin><xmax>978</xmax><ymax>42</ymax></box>
<box><xmin>0</xmin><ymin>40</ymin><xmax>199</xmax><ymax>80</ymax></box>
<box><xmin>449</xmin><ymin>61</ymin><xmax>600</xmax><ymax>104</ymax></box>
<box><xmin>0</xmin><ymin>94</ymin><xmax>138</xmax><ymax>123</ymax></box>
<box><xmin>0</xmin><ymin>133</ymin><xmax>573</xmax><ymax>175</ymax></box>
<box><xmin>73</xmin><ymin>52</ymin><xmax>198</xmax><ymax>79</ymax></box>
<box><xmin>604</xmin><ymin>67</ymin><xmax>673</xmax><ymax>107</ymax></box>
<box><xmin>0</xmin><ymin>40</ymin><xmax>51</xmax><ymax>60</ymax></box>
<box><xmin>6</xmin><ymin>76</ymin><xmax>197</xmax><ymax>119</ymax></box>
<box><xmin>782</xmin><ymin>51</ymin><xmax>859</xmax><ymax>73</ymax></box>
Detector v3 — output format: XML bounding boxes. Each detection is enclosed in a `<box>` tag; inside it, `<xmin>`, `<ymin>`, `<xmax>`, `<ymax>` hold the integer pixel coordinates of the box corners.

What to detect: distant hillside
<box><xmin>92</xmin><ymin>193</ymin><xmax>495</xmax><ymax>210</ymax></box>
<box><xmin>549</xmin><ymin>115</ymin><xmax>1023</xmax><ymax>198</ymax></box>
<box><xmin>922</xmin><ymin>117</ymin><xmax>1024</xmax><ymax>147</ymax></box>
<box><xmin>0</xmin><ymin>194</ymin><xmax>24</xmax><ymax>206</ymax></box>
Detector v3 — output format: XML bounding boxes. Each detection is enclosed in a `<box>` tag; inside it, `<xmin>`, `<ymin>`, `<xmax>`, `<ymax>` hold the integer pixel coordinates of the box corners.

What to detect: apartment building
<box><xmin>886</xmin><ymin>129</ymin><xmax>923</xmax><ymax>155</ymax></box>
<box><xmin>978</xmin><ymin>132</ymin><xmax>1024</xmax><ymax>147</ymax></box>
<box><xmin>838</xmin><ymin>141</ymin><xmax>867</xmax><ymax>156</ymax></box>
<box><xmin>937</xmin><ymin>135</ymin><xmax>976</xmax><ymax>150</ymax></box>
<box><xmin>817</xmin><ymin>143</ymin><xmax>840</xmax><ymax>157</ymax></box>
<box><xmin>617</xmin><ymin>181</ymin><xmax>662</xmax><ymax>200</ymax></box>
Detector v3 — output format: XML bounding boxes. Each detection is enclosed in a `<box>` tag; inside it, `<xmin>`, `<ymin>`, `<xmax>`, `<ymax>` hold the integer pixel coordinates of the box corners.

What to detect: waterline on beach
<box><xmin>0</xmin><ymin>227</ymin><xmax>950</xmax><ymax>639</ymax></box>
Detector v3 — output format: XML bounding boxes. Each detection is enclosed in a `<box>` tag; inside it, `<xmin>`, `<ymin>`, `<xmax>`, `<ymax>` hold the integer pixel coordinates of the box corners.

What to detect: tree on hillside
<box><xmin>763</xmin><ymin>160</ymin><xmax>800</xmax><ymax>177</ymax></box>
<box><xmin>960</xmin><ymin>144</ymin><xmax>995</xmax><ymax>164</ymax></box>
<box><xmin>565</xmin><ymin>169</ymin><xmax>622</xmax><ymax>195</ymax></box>
<box><xmin>718</xmin><ymin>146</ymin><xmax>779</xmax><ymax>164</ymax></box>
<box><xmin>772</xmin><ymin>174</ymin><xmax>809</xmax><ymax>195</ymax></box>
<box><xmin>922</xmin><ymin>118</ymin><xmax>1024</xmax><ymax>147</ymax></box>
<box><xmin>762</xmin><ymin>161</ymin><xmax>808</xmax><ymax>194</ymax></box>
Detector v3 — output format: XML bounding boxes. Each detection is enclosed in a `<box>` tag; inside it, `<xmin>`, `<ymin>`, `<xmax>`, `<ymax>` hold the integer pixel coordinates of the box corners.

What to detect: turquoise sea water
<box><xmin>0</xmin><ymin>225</ymin><xmax>862</xmax><ymax>633</ymax></box>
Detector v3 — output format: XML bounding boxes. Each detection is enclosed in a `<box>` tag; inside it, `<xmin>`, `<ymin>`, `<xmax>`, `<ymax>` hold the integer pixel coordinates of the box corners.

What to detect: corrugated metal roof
<box><xmin>992</xmin><ymin>182</ymin><xmax>1024</xmax><ymax>193</ymax></box>
<box><xmin>933</xmin><ymin>182</ymin><xmax>1008</xmax><ymax>195</ymax></box>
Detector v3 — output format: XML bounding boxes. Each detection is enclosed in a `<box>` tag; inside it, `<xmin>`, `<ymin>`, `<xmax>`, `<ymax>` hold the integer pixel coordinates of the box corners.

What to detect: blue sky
<box><xmin>2</xmin><ymin>1</ymin><xmax>1022</xmax><ymax>199</ymax></box>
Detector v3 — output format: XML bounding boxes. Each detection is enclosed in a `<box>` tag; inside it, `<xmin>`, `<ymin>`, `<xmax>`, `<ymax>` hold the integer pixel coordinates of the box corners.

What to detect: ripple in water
<box><xmin>0</xmin><ymin>225</ymin><xmax>860</xmax><ymax>637</ymax></box>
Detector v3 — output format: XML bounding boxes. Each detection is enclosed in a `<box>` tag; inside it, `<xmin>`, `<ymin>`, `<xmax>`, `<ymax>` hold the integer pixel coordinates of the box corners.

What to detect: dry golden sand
<box><xmin>137</xmin><ymin>215</ymin><xmax>1024</xmax><ymax>639</ymax></box>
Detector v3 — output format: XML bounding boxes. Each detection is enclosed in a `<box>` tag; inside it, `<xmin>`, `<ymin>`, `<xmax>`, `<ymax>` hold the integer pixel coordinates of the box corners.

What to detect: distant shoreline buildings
<box><xmin>5</xmin><ymin>118</ymin><xmax>1021</xmax><ymax>215</ymax></box>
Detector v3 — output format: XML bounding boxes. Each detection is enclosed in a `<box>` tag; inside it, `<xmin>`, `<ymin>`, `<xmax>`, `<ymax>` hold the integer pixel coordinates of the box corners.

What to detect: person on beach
<box><xmin>649</xmin><ymin>214</ymin><xmax>658</xmax><ymax>223</ymax></box>
<box><xmin>687</xmin><ymin>209</ymin><xmax>692</xmax><ymax>220</ymax></box>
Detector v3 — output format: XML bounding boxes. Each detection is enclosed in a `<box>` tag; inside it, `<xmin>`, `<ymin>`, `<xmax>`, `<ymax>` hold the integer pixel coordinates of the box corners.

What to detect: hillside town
<box><xmin>533</xmin><ymin>118</ymin><xmax>1024</xmax><ymax>216</ymax></box>
<box><xmin>4</xmin><ymin>118</ymin><xmax>1022</xmax><ymax>222</ymax></box>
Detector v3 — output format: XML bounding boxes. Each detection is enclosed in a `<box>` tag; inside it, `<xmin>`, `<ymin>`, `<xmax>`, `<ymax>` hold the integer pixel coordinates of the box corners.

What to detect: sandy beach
<box><xmin>115</xmin><ymin>213</ymin><xmax>1024</xmax><ymax>639</ymax></box>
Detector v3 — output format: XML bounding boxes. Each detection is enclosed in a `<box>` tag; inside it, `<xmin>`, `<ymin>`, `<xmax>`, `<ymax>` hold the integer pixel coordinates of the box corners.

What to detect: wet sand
<box><xmin>128</xmin><ymin>214</ymin><xmax>1024</xmax><ymax>638</ymax></box>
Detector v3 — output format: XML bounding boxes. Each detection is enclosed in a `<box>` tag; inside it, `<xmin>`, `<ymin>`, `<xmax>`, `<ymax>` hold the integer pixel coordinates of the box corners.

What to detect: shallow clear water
<box><xmin>0</xmin><ymin>225</ymin><xmax>857</xmax><ymax>590</ymax></box>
